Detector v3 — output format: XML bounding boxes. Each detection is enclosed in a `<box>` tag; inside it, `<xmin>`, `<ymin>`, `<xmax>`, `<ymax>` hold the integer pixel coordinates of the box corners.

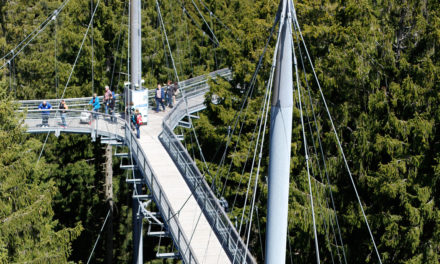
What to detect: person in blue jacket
<box><xmin>89</xmin><ymin>93</ymin><xmax>100</xmax><ymax>119</ymax></box>
<box><xmin>38</xmin><ymin>100</ymin><xmax>52</xmax><ymax>127</ymax></box>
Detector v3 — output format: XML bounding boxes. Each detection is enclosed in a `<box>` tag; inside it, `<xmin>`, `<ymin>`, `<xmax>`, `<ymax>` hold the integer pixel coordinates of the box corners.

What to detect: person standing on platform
<box><xmin>103</xmin><ymin>85</ymin><xmax>112</xmax><ymax>115</ymax></box>
<box><xmin>166</xmin><ymin>80</ymin><xmax>173</xmax><ymax>107</ymax></box>
<box><xmin>38</xmin><ymin>100</ymin><xmax>52</xmax><ymax>127</ymax></box>
<box><xmin>59</xmin><ymin>99</ymin><xmax>68</xmax><ymax>128</ymax></box>
<box><xmin>155</xmin><ymin>84</ymin><xmax>165</xmax><ymax>112</ymax></box>
<box><xmin>108</xmin><ymin>92</ymin><xmax>116</xmax><ymax>122</ymax></box>
<box><xmin>172</xmin><ymin>82</ymin><xmax>178</xmax><ymax>107</ymax></box>
<box><xmin>89</xmin><ymin>93</ymin><xmax>100</xmax><ymax>119</ymax></box>
<box><xmin>131</xmin><ymin>109</ymin><xmax>142</xmax><ymax>139</ymax></box>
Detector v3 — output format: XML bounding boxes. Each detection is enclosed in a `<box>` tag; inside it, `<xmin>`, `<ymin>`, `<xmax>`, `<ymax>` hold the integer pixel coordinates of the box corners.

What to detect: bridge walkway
<box><xmin>139</xmin><ymin>95</ymin><xmax>229</xmax><ymax>263</ymax></box>
<box><xmin>20</xmin><ymin>69</ymin><xmax>255</xmax><ymax>264</ymax></box>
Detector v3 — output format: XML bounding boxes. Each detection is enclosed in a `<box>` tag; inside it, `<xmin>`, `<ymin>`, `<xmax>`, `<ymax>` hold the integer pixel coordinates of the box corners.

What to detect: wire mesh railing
<box><xmin>160</xmin><ymin>85</ymin><xmax>256</xmax><ymax>263</ymax></box>
<box><xmin>23</xmin><ymin>109</ymin><xmax>125</xmax><ymax>140</ymax></box>
<box><xmin>124</xmin><ymin>125</ymin><xmax>198</xmax><ymax>264</ymax></box>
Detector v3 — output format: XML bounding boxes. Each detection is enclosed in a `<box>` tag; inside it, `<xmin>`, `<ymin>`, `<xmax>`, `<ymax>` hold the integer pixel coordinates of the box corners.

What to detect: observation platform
<box><xmin>20</xmin><ymin>69</ymin><xmax>255</xmax><ymax>264</ymax></box>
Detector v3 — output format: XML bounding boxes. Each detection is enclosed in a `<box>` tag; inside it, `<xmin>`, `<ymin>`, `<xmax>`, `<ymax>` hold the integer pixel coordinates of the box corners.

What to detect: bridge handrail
<box><xmin>124</xmin><ymin>125</ymin><xmax>199</xmax><ymax>264</ymax></box>
<box><xmin>160</xmin><ymin>73</ymin><xmax>256</xmax><ymax>263</ymax></box>
<box><xmin>17</xmin><ymin>69</ymin><xmax>232</xmax><ymax>112</ymax></box>
<box><xmin>22</xmin><ymin>109</ymin><xmax>126</xmax><ymax>140</ymax></box>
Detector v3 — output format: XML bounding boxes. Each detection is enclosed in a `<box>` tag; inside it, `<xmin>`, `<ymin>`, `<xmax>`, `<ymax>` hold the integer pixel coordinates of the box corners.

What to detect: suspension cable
<box><xmin>291</xmin><ymin>1</ymin><xmax>382</xmax><ymax>262</ymax></box>
<box><xmin>91</xmin><ymin>0</ymin><xmax>95</xmax><ymax>95</ymax></box>
<box><xmin>0</xmin><ymin>0</ymin><xmax>72</xmax><ymax>70</ymax></box>
<box><xmin>197</xmin><ymin>0</ymin><xmax>235</xmax><ymax>36</ymax></box>
<box><xmin>54</xmin><ymin>15</ymin><xmax>59</xmax><ymax>99</ymax></box>
<box><xmin>213</xmin><ymin>13</ymin><xmax>280</xmax><ymax>197</ymax></box>
<box><xmin>293</xmin><ymin>17</ymin><xmax>347</xmax><ymax>263</ymax></box>
<box><xmin>190</xmin><ymin>0</ymin><xmax>219</xmax><ymax>46</ymax></box>
<box><xmin>289</xmin><ymin>6</ymin><xmax>320</xmax><ymax>262</ymax></box>
<box><xmin>86</xmin><ymin>209</ymin><xmax>111</xmax><ymax>264</ymax></box>
<box><xmin>37</xmin><ymin>0</ymin><xmax>102</xmax><ymax>165</ymax></box>
<box><xmin>156</xmin><ymin>0</ymin><xmax>213</xmax><ymax>180</ymax></box>
<box><xmin>110</xmin><ymin>0</ymin><xmax>128</xmax><ymax>90</ymax></box>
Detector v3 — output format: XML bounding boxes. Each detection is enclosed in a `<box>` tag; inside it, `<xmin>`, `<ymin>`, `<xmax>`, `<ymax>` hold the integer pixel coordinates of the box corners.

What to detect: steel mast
<box><xmin>265</xmin><ymin>0</ymin><xmax>293</xmax><ymax>263</ymax></box>
<box><xmin>130</xmin><ymin>0</ymin><xmax>143</xmax><ymax>263</ymax></box>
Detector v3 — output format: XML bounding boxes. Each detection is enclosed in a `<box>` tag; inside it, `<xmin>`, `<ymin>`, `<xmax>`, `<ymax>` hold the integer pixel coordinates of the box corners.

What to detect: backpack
<box><xmin>136</xmin><ymin>114</ymin><xmax>143</xmax><ymax>125</ymax></box>
<box><xmin>131</xmin><ymin>114</ymin><xmax>137</xmax><ymax>125</ymax></box>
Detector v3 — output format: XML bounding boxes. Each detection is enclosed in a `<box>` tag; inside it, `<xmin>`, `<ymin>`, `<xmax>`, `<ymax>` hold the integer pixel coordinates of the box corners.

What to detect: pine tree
<box><xmin>0</xmin><ymin>85</ymin><xmax>82</xmax><ymax>263</ymax></box>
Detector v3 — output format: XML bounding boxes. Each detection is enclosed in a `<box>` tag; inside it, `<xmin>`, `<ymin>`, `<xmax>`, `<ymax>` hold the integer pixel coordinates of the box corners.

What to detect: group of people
<box><xmin>154</xmin><ymin>80</ymin><xmax>178</xmax><ymax>112</ymax></box>
<box><xmin>37</xmin><ymin>82</ymin><xmax>177</xmax><ymax>139</ymax></box>
<box><xmin>89</xmin><ymin>85</ymin><xmax>116</xmax><ymax>122</ymax></box>
<box><xmin>38</xmin><ymin>100</ymin><xmax>68</xmax><ymax>127</ymax></box>
<box><xmin>38</xmin><ymin>85</ymin><xmax>116</xmax><ymax>128</ymax></box>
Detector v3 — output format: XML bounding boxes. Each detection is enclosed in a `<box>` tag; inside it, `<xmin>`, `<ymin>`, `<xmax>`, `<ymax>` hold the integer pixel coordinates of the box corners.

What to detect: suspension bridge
<box><xmin>20</xmin><ymin>69</ymin><xmax>255</xmax><ymax>263</ymax></box>
<box><xmin>4</xmin><ymin>0</ymin><xmax>386</xmax><ymax>263</ymax></box>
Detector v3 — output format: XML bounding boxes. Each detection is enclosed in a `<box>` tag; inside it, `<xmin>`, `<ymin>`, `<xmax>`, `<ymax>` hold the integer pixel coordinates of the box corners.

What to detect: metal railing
<box><xmin>19</xmin><ymin>68</ymin><xmax>245</xmax><ymax>264</ymax></box>
<box><xmin>23</xmin><ymin>109</ymin><xmax>126</xmax><ymax>140</ymax></box>
<box><xmin>159</xmin><ymin>75</ymin><xmax>256</xmax><ymax>263</ymax></box>
<box><xmin>18</xmin><ymin>95</ymin><xmax>121</xmax><ymax>111</ymax></box>
<box><xmin>18</xmin><ymin>68</ymin><xmax>232</xmax><ymax>112</ymax></box>
<box><xmin>124</xmin><ymin>125</ymin><xmax>198</xmax><ymax>264</ymax></box>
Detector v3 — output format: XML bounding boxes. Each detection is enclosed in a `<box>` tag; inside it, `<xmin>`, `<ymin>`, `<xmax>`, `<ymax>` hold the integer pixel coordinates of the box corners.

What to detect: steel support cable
<box><xmin>255</xmin><ymin>206</ymin><xmax>265</xmax><ymax>261</ymax></box>
<box><xmin>190</xmin><ymin>0</ymin><xmax>219</xmax><ymax>46</ymax></box>
<box><xmin>197</xmin><ymin>0</ymin><xmax>235</xmax><ymax>37</ymax></box>
<box><xmin>212</xmin><ymin>13</ymin><xmax>280</xmax><ymax>197</ymax></box>
<box><xmin>290</xmin><ymin>18</ymin><xmax>339</xmax><ymax>264</ymax></box>
<box><xmin>0</xmin><ymin>0</ymin><xmax>72</xmax><ymax>70</ymax></box>
<box><xmin>110</xmin><ymin>0</ymin><xmax>128</xmax><ymax>90</ymax></box>
<box><xmin>91</xmin><ymin>0</ymin><xmax>95</xmax><ymax>95</ymax></box>
<box><xmin>157</xmin><ymin>0</ymin><xmax>212</xmax><ymax>180</ymax></box>
<box><xmin>177</xmin><ymin>0</ymin><xmax>218</xmax><ymax>46</ymax></box>
<box><xmin>86</xmin><ymin>209</ymin><xmax>111</xmax><ymax>264</ymax></box>
<box><xmin>289</xmin><ymin>8</ymin><xmax>321</xmax><ymax>263</ymax></box>
<box><xmin>302</xmin><ymin>100</ymin><xmax>338</xmax><ymax>264</ymax></box>
<box><xmin>54</xmin><ymin>16</ymin><xmax>59</xmax><ymax>100</ymax></box>
<box><xmin>37</xmin><ymin>0</ymin><xmax>101</xmax><ymax>165</ymax></box>
<box><xmin>291</xmin><ymin>2</ymin><xmax>382</xmax><ymax>262</ymax></box>
<box><xmin>0</xmin><ymin>0</ymin><xmax>69</xmax><ymax>63</ymax></box>
<box><xmin>235</xmin><ymin>6</ymin><xmax>282</xmax><ymax>234</ymax></box>
<box><xmin>292</xmin><ymin>18</ymin><xmax>347</xmax><ymax>264</ymax></box>
<box><xmin>294</xmin><ymin>28</ymin><xmax>344</xmax><ymax>264</ymax></box>
<box><xmin>301</xmin><ymin>87</ymin><xmax>339</xmax><ymax>264</ymax></box>
<box><xmin>240</xmin><ymin>53</ymin><xmax>276</xmax><ymax>264</ymax></box>
<box><xmin>8</xmin><ymin>61</ymin><xmax>12</xmax><ymax>93</ymax></box>
<box><xmin>233</xmin><ymin>20</ymin><xmax>283</xmax><ymax>264</ymax></box>
<box><xmin>169</xmin><ymin>0</ymin><xmax>184</xmax><ymax>76</ymax></box>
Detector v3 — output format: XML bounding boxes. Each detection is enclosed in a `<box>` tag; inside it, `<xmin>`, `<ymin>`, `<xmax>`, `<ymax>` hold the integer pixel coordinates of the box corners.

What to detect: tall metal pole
<box><xmin>130</xmin><ymin>0</ymin><xmax>143</xmax><ymax>263</ymax></box>
<box><xmin>265</xmin><ymin>0</ymin><xmax>293</xmax><ymax>263</ymax></box>
<box><xmin>130</xmin><ymin>0</ymin><xmax>142</xmax><ymax>91</ymax></box>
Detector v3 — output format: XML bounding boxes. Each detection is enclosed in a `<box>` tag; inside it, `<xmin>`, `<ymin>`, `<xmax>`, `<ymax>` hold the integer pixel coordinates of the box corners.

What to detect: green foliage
<box><xmin>2</xmin><ymin>0</ymin><xmax>440</xmax><ymax>263</ymax></box>
<box><xmin>0</xmin><ymin>86</ymin><xmax>82</xmax><ymax>263</ymax></box>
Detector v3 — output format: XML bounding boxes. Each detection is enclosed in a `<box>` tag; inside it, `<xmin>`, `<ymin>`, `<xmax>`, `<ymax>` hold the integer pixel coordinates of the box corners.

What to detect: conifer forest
<box><xmin>1</xmin><ymin>0</ymin><xmax>440</xmax><ymax>263</ymax></box>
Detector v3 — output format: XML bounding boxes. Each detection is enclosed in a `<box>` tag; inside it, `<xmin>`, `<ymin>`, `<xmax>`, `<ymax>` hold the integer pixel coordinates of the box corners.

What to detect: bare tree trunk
<box><xmin>105</xmin><ymin>144</ymin><xmax>113</xmax><ymax>264</ymax></box>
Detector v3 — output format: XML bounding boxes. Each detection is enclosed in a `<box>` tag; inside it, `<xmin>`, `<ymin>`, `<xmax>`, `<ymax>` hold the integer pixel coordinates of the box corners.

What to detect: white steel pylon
<box><xmin>265</xmin><ymin>0</ymin><xmax>294</xmax><ymax>263</ymax></box>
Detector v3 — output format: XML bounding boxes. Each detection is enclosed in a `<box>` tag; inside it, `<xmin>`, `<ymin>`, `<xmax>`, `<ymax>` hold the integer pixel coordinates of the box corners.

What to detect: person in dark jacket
<box><xmin>38</xmin><ymin>100</ymin><xmax>52</xmax><ymax>127</ymax></box>
<box><xmin>166</xmin><ymin>80</ymin><xmax>173</xmax><ymax>107</ymax></box>
<box><xmin>59</xmin><ymin>100</ymin><xmax>68</xmax><ymax>127</ymax></box>
<box><xmin>108</xmin><ymin>93</ymin><xmax>116</xmax><ymax>122</ymax></box>
<box><xmin>155</xmin><ymin>84</ymin><xmax>165</xmax><ymax>112</ymax></box>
